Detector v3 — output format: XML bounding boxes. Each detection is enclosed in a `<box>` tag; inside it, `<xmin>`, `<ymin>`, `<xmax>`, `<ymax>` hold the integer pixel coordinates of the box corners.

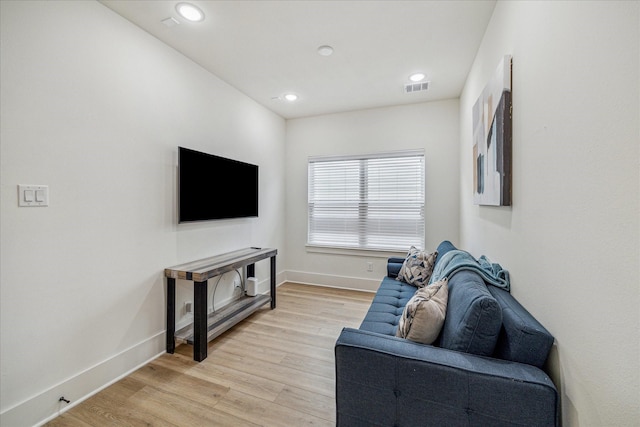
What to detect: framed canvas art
<box><xmin>472</xmin><ymin>55</ymin><xmax>512</xmax><ymax>206</ymax></box>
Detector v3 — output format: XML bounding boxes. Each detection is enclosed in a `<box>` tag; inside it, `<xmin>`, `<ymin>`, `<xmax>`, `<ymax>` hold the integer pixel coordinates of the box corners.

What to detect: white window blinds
<box><xmin>308</xmin><ymin>150</ymin><xmax>425</xmax><ymax>252</ymax></box>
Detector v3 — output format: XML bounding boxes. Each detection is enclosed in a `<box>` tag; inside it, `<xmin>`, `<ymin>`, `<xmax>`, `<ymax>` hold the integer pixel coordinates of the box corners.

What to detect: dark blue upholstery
<box><xmin>386</xmin><ymin>257</ymin><xmax>404</xmax><ymax>278</ymax></box>
<box><xmin>335</xmin><ymin>241</ymin><xmax>559</xmax><ymax>426</ymax></box>
<box><xmin>438</xmin><ymin>270</ymin><xmax>502</xmax><ymax>356</ymax></box>
<box><xmin>435</xmin><ymin>239</ymin><xmax>457</xmax><ymax>263</ymax></box>
<box><xmin>360</xmin><ymin>277</ymin><xmax>415</xmax><ymax>335</ymax></box>
<box><xmin>365</xmin><ymin>262</ymin><xmax>504</xmax><ymax>358</ymax></box>
<box><xmin>488</xmin><ymin>285</ymin><xmax>555</xmax><ymax>368</ymax></box>
<box><xmin>336</xmin><ymin>329</ymin><xmax>559</xmax><ymax>427</ymax></box>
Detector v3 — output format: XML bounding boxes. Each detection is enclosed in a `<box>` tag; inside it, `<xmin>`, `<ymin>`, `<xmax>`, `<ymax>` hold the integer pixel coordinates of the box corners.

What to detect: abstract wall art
<box><xmin>472</xmin><ymin>54</ymin><xmax>512</xmax><ymax>206</ymax></box>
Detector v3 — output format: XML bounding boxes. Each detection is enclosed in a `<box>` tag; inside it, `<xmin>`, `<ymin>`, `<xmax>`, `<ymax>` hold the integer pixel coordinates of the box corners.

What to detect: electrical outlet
<box><xmin>367</xmin><ymin>262</ymin><xmax>374</xmax><ymax>272</ymax></box>
<box><xmin>185</xmin><ymin>301</ymin><xmax>193</xmax><ymax>314</ymax></box>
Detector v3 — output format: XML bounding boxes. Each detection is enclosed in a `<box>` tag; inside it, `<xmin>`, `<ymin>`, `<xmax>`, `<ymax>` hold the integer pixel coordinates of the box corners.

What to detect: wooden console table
<box><xmin>165</xmin><ymin>247</ymin><xmax>277</xmax><ymax>362</ymax></box>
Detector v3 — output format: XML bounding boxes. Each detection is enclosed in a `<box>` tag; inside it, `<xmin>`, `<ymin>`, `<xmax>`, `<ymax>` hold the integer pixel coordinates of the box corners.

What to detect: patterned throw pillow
<box><xmin>396</xmin><ymin>278</ymin><xmax>449</xmax><ymax>345</ymax></box>
<box><xmin>397</xmin><ymin>246</ymin><xmax>438</xmax><ymax>288</ymax></box>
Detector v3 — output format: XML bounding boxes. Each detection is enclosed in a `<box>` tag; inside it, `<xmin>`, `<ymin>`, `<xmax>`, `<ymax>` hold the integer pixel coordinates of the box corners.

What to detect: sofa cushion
<box><xmin>435</xmin><ymin>240</ymin><xmax>458</xmax><ymax>265</ymax></box>
<box><xmin>438</xmin><ymin>270</ymin><xmax>502</xmax><ymax>356</ymax></box>
<box><xmin>396</xmin><ymin>278</ymin><xmax>448</xmax><ymax>344</ymax></box>
<box><xmin>488</xmin><ymin>285</ymin><xmax>555</xmax><ymax>368</ymax></box>
<box><xmin>360</xmin><ymin>277</ymin><xmax>415</xmax><ymax>335</ymax></box>
<box><xmin>396</xmin><ymin>246</ymin><xmax>437</xmax><ymax>287</ymax></box>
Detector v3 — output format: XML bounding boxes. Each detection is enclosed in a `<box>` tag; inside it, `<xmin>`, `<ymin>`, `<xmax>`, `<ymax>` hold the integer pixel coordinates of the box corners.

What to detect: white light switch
<box><xmin>18</xmin><ymin>185</ymin><xmax>49</xmax><ymax>207</ymax></box>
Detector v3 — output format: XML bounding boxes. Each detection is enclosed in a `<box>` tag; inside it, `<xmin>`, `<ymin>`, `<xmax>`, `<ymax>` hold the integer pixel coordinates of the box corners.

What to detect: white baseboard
<box><xmin>0</xmin><ymin>332</ymin><xmax>166</xmax><ymax>427</ymax></box>
<box><xmin>285</xmin><ymin>270</ymin><xmax>380</xmax><ymax>292</ymax></box>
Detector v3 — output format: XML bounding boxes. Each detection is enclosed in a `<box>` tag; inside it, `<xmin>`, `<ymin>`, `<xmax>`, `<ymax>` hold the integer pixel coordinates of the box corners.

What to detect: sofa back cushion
<box><xmin>488</xmin><ymin>286</ymin><xmax>555</xmax><ymax>368</ymax></box>
<box><xmin>438</xmin><ymin>270</ymin><xmax>502</xmax><ymax>356</ymax></box>
<box><xmin>435</xmin><ymin>240</ymin><xmax>458</xmax><ymax>264</ymax></box>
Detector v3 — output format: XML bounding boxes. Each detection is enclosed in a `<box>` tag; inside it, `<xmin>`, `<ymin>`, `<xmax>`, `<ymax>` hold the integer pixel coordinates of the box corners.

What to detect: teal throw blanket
<box><xmin>429</xmin><ymin>249</ymin><xmax>511</xmax><ymax>291</ymax></box>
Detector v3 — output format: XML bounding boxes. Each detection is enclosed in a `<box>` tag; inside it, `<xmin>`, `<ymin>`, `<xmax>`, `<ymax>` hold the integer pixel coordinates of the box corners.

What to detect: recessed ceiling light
<box><xmin>283</xmin><ymin>93</ymin><xmax>298</xmax><ymax>102</ymax></box>
<box><xmin>317</xmin><ymin>45</ymin><xmax>334</xmax><ymax>56</ymax></box>
<box><xmin>176</xmin><ymin>3</ymin><xmax>204</xmax><ymax>22</ymax></box>
<box><xmin>409</xmin><ymin>73</ymin><xmax>426</xmax><ymax>82</ymax></box>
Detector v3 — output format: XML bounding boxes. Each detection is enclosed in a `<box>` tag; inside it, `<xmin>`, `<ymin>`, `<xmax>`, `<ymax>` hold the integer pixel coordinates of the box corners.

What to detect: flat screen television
<box><xmin>178</xmin><ymin>146</ymin><xmax>258</xmax><ymax>222</ymax></box>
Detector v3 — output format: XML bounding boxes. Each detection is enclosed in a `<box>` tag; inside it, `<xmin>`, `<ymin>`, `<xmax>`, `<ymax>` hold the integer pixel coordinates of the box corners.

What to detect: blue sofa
<box><xmin>335</xmin><ymin>241</ymin><xmax>559</xmax><ymax>426</ymax></box>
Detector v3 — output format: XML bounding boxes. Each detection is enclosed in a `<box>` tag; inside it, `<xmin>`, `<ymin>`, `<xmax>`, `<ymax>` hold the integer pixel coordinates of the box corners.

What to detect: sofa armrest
<box><xmin>387</xmin><ymin>257</ymin><xmax>405</xmax><ymax>278</ymax></box>
<box><xmin>335</xmin><ymin>328</ymin><xmax>559</xmax><ymax>427</ymax></box>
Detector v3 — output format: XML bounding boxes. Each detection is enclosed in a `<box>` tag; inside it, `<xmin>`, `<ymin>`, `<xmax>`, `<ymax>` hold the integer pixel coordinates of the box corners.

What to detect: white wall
<box><xmin>285</xmin><ymin>100</ymin><xmax>460</xmax><ymax>291</ymax></box>
<box><xmin>0</xmin><ymin>1</ymin><xmax>285</xmax><ymax>425</ymax></box>
<box><xmin>459</xmin><ymin>1</ymin><xmax>639</xmax><ymax>425</ymax></box>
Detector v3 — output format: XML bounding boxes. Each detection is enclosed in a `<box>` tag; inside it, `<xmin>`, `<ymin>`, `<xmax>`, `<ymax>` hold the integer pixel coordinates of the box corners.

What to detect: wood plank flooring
<box><xmin>45</xmin><ymin>282</ymin><xmax>373</xmax><ymax>427</ymax></box>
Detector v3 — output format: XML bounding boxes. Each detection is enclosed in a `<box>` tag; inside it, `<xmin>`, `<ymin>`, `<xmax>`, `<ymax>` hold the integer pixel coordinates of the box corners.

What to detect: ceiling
<box><xmin>99</xmin><ymin>0</ymin><xmax>496</xmax><ymax>119</ymax></box>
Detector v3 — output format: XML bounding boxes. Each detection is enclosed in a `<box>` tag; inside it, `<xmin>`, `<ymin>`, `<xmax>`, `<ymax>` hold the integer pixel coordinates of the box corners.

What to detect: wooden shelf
<box><xmin>166</xmin><ymin>247</ymin><xmax>277</xmax><ymax>361</ymax></box>
<box><xmin>175</xmin><ymin>294</ymin><xmax>271</xmax><ymax>344</ymax></box>
<box><xmin>165</xmin><ymin>247</ymin><xmax>278</xmax><ymax>283</ymax></box>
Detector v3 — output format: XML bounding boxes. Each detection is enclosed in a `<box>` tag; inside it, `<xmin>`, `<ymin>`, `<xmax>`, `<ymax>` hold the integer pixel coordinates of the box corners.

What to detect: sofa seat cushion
<box><xmin>488</xmin><ymin>285</ymin><xmax>555</xmax><ymax>368</ymax></box>
<box><xmin>360</xmin><ymin>276</ymin><xmax>415</xmax><ymax>335</ymax></box>
<box><xmin>438</xmin><ymin>270</ymin><xmax>502</xmax><ymax>356</ymax></box>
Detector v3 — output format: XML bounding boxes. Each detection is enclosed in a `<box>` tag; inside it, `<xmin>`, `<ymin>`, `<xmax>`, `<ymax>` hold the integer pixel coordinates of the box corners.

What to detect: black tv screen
<box><xmin>178</xmin><ymin>147</ymin><xmax>258</xmax><ymax>222</ymax></box>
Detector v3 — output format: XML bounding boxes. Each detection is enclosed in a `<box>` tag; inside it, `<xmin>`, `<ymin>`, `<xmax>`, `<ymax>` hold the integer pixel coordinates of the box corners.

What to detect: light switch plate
<box><xmin>18</xmin><ymin>185</ymin><xmax>49</xmax><ymax>207</ymax></box>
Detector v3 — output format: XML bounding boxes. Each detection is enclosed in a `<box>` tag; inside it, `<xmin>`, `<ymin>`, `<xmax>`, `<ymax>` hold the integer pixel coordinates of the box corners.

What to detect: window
<box><xmin>307</xmin><ymin>150</ymin><xmax>425</xmax><ymax>252</ymax></box>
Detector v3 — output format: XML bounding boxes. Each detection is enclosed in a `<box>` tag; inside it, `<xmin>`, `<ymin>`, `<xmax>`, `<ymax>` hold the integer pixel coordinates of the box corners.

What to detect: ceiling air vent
<box><xmin>404</xmin><ymin>82</ymin><xmax>429</xmax><ymax>93</ymax></box>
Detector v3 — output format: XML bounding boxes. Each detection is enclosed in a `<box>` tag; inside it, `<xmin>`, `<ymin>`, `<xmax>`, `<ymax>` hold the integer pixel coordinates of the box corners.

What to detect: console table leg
<box><xmin>193</xmin><ymin>280</ymin><xmax>208</xmax><ymax>362</ymax></box>
<box><xmin>166</xmin><ymin>278</ymin><xmax>176</xmax><ymax>354</ymax></box>
<box><xmin>270</xmin><ymin>255</ymin><xmax>276</xmax><ymax>309</ymax></box>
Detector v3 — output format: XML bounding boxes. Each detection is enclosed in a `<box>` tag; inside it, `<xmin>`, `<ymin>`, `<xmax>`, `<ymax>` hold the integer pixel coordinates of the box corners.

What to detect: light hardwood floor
<box><xmin>46</xmin><ymin>282</ymin><xmax>373</xmax><ymax>427</ymax></box>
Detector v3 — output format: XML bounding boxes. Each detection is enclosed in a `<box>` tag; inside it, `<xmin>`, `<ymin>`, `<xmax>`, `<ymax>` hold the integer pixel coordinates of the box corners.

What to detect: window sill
<box><xmin>305</xmin><ymin>244</ymin><xmax>406</xmax><ymax>259</ymax></box>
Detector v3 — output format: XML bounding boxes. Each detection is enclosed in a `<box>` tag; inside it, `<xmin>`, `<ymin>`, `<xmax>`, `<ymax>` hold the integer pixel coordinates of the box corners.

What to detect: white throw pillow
<box><xmin>396</xmin><ymin>278</ymin><xmax>449</xmax><ymax>345</ymax></box>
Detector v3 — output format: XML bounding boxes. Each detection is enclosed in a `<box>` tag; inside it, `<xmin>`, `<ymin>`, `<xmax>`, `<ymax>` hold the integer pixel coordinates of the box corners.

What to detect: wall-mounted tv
<box><xmin>178</xmin><ymin>146</ymin><xmax>258</xmax><ymax>222</ymax></box>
